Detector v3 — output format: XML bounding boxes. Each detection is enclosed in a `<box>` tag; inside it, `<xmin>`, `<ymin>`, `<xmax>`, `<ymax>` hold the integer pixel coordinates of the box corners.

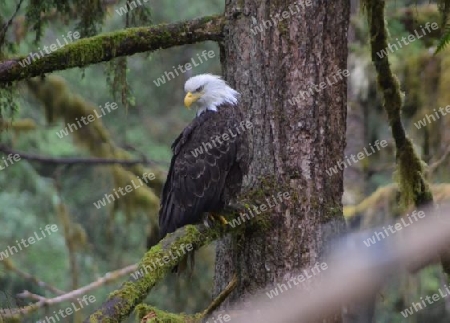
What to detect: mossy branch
<box><xmin>135</xmin><ymin>304</ymin><xmax>202</xmax><ymax>323</ymax></box>
<box><xmin>363</xmin><ymin>0</ymin><xmax>433</xmax><ymax>207</ymax></box>
<box><xmin>134</xmin><ymin>276</ymin><xmax>237</xmax><ymax>323</ymax></box>
<box><xmin>83</xmin><ymin>220</ymin><xmax>241</xmax><ymax>323</ymax></box>
<box><xmin>0</xmin><ymin>15</ymin><xmax>225</xmax><ymax>84</ymax></box>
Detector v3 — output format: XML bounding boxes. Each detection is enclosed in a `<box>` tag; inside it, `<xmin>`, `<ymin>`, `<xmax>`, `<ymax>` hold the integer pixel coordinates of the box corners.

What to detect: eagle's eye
<box><xmin>194</xmin><ymin>85</ymin><xmax>204</xmax><ymax>93</ymax></box>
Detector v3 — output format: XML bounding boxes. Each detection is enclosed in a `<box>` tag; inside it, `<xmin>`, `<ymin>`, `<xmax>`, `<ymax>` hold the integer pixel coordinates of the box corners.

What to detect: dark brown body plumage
<box><xmin>159</xmin><ymin>103</ymin><xmax>249</xmax><ymax>239</ymax></box>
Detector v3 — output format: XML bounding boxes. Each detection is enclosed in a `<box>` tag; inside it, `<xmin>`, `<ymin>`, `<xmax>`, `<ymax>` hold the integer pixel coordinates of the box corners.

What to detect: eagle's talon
<box><xmin>205</xmin><ymin>213</ymin><xmax>228</xmax><ymax>227</ymax></box>
<box><xmin>218</xmin><ymin>215</ymin><xmax>228</xmax><ymax>225</ymax></box>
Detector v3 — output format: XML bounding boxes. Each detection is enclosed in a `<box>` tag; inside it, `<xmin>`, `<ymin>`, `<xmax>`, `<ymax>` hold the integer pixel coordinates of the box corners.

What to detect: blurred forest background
<box><xmin>1</xmin><ymin>0</ymin><xmax>450</xmax><ymax>322</ymax></box>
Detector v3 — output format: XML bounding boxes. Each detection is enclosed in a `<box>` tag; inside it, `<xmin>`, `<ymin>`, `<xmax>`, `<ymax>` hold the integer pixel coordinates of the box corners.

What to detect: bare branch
<box><xmin>0</xmin><ymin>144</ymin><xmax>159</xmax><ymax>167</ymax></box>
<box><xmin>0</xmin><ymin>0</ymin><xmax>25</xmax><ymax>47</ymax></box>
<box><xmin>0</xmin><ymin>264</ymin><xmax>138</xmax><ymax>319</ymax></box>
<box><xmin>0</xmin><ymin>15</ymin><xmax>225</xmax><ymax>84</ymax></box>
<box><xmin>1</xmin><ymin>258</ymin><xmax>65</xmax><ymax>295</ymax></box>
<box><xmin>428</xmin><ymin>145</ymin><xmax>450</xmax><ymax>175</ymax></box>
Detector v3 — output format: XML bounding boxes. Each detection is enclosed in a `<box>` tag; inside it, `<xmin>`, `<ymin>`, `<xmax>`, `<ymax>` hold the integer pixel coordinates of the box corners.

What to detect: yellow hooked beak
<box><xmin>184</xmin><ymin>92</ymin><xmax>202</xmax><ymax>109</ymax></box>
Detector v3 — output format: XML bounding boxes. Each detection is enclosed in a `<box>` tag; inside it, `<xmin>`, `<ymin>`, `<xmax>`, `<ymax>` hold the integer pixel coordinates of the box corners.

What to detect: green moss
<box><xmin>395</xmin><ymin>140</ymin><xmax>433</xmax><ymax>206</ymax></box>
<box><xmin>364</xmin><ymin>0</ymin><xmax>433</xmax><ymax>208</ymax></box>
<box><xmin>325</xmin><ymin>206</ymin><xmax>342</xmax><ymax>222</ymax></box>
<box><xmin>278</xmin><ymin>19</ymin><xmax>290</xmax><ymax>35</ymax></box>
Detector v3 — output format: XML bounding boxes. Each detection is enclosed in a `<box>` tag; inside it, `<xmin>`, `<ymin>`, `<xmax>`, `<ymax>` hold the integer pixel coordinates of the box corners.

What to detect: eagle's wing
<box><xmin>159</xmin><ymin>109</ymin><xmax>240</xmax><ymax>238</ymax></box>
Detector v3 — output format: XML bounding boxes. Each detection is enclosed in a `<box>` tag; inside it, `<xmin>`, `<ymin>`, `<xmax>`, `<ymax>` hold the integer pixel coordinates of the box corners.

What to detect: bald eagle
<box><xmin>159</xmin><ymin>74</ymin><xmax>249</xmax><ymax>244</ymax></box>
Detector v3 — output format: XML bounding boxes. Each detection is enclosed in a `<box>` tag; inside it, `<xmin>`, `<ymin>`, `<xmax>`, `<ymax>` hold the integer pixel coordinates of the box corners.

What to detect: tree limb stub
<box><xmin>0</xmin><ymin>15</ymin><xmax>225</xmax><ymax>84</ymax></box>
<box><xmin>84</xmin><ymin>222</ymin><xmax>239</xmax><ymax>323</ymax></box>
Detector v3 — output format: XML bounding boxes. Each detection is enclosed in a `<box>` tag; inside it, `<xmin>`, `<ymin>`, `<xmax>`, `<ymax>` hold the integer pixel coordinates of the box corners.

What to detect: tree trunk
<box><xmin>214</xmin><ymin>0</ymin><xmax>350</xmax><ymax>322</ymax></box>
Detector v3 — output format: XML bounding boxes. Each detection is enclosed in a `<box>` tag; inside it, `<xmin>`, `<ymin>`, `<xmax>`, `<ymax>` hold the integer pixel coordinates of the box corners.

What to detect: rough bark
<box><xmin>0</xmin><ymin>15</ymin><xmax>224</xmax><ymax>84</ymax></box>
<box><xmin>214</xmin><ymin>1</ymin><xmax>350</xmax><ymax>322</ymax></box>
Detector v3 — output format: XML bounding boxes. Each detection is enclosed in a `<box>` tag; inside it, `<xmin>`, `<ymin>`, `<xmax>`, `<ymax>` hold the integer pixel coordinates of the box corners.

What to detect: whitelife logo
<box><xmin>190</xmin><ymin>121</ymin><xmax>253</xmax><ymax>158</ymax></box>
<box><xmin>93</xmin><ymin>172</ymin><xmax>155</xmax><ymax>209</ymax></box>
<box><xmin>115</xmin><ymin>0</ymin><xmax>149</xmax><ymax>16</ymax></box>
<box><xmin>414</xmin><ymin>104</ymin><xmax>450</xmax><ymax>129</ymax></box>
<box><xmin>376</xmin><ymin>22</ymin><xmax>438</xmax><ymax>58</ymax></box>
<box><xmin>0</xmin><ymin>153</ymin><xmax>21</xmax><ymax>171</ymax></box>
<box><xmin>362</xmin><ymin>210</ymin><xmax>425</xmax><ymax>247</ymax></box>
<box><xmin>325</xmin><ymin>140</ymin><xmax>387</xmax><ymax>176</ymax></box>
<box><xmin>36</xmin><ymin>294</ymin><xmax>96</xmax><ymax>323</ymax></box>
<box><xmin>204</xmin><ymin>313</ymin><xmax>231</xmax><ymax>323</ymax></box>
<box><xmin>250</xmin><ymin>0</ymin><xmax>312</xmax><ymax>35</ymax></box>
<box><xmin>18</xmin><ymin>31</ymin><xmax>80</xmax><ymax>67</ymax></box>
<box><xmin>130</xmin><ymin>243</ymin><xmax>193</xmax><ymax>280</ymax></box>
<box><xmin>0</xmin><ymin>225</ymin><xmax>58</xmax><ymax>261</ymax></box>
<box><xmin>153</xmin><ymin>50</ymin><xmax>216</xmax><ymax>87</ymax></box>
<box><xmin>400</xmin><ymin>283</ymin><xmax>450</xmax><ymax>318</ymax></box>
<box><xmin>228</xmin><ymin>191</ymin><xmax>291</xmax><ymax>228</ymax></box>
<box><xmin>288</xmin><ymin>69</ymin><xmax>350</xmax><ymax>105</ymax></box>
<box><xmin>55</xmin><ymin>102</ymin><xmax>118</xmax><ymax>139</ymax></box>
<box><xmin>265</xmin><ymin>262</ymin><xmax>328</xmax><ymax>299</ymax></box>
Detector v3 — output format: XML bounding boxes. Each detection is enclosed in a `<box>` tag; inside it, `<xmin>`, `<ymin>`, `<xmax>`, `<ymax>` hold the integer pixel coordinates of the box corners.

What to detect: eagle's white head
<box><xmin>184</xmin><ymin>74</ymin><xmax>239</xmax><ymax>116</ymax></box>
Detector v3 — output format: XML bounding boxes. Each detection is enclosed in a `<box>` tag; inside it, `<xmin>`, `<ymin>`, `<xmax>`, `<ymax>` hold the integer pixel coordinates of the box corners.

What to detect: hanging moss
<box><xmin>26</xmin><ymin>75</ymin><xmax>163</xmax><ymax>226</ymax></box>
<box><xmin>363</xmin><ymin>0</ymin><xmax>434</xmax><ymax>208</ymax></box>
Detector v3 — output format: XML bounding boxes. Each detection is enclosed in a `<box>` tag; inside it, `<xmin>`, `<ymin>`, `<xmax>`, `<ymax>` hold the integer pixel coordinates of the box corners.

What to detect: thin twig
<box><xmin>2</xmin><ymin>259</ymin><xmax>65</xmax><ymax>295</ymax></box>
<box><xmin>0</xmin><ymin>0</ymin><xmax>24</xmax><ymax>46</ymax></box>
<box><xmin>0</xmin><ymin>264</ymin><xmax>138</xmax><ymax>319</ymax></box>
<box><xmin>428</xmin><ymin>145</ymin><xmax>450</xmax><ymax>175</ymax></box>
<box><xmin>202</xmin><ymin>273</ymin><xmax>238</xmax><ymax>318</ymax></box>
